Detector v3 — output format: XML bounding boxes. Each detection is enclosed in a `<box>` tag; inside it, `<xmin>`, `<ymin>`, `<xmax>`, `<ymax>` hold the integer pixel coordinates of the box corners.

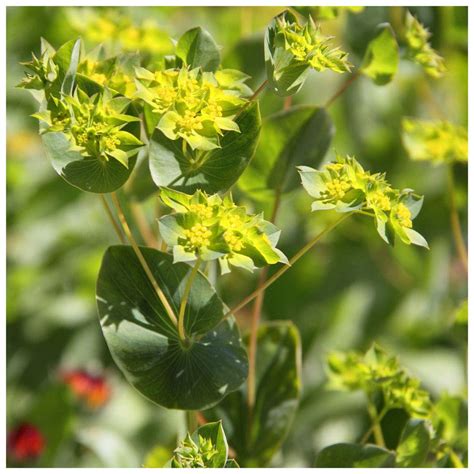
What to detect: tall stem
<box><xmin>111</xmin><ymin>192</ymin><xmax>178</xmax><ymax>328</ymax></box>
<box><xmin>447</xmin><ymin>165</ymin><xmax>468</xmax><ymax>275</ymax></box>
<box><xmin>247</xmin><ymin>190</ymin><xmax>283</xmax><ymax>417</ymax></box>
<box><xmin>325</xmin><ymin>71</ymin><xmax>360</xmax><ymax>108</ymax></box>
<box><xmin>100</xmin><ymin>194</ymin><xmax>125</xmax><ymax>243</ymax></box>
<box><xmin>178</xmin><ymin>258</ymin><xmax>201</xmax><ymax>343</ymax></box>
<box><xmin>225</xmin><ymin>213</ymin><xmax>352</xmax><ymax>319</ymax></box>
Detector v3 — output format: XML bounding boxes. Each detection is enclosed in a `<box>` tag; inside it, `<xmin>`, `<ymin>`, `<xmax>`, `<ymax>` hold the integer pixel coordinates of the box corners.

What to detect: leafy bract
<box><xmin>21</xmin><ymin>38</ymin><xmax>143</xmax><ymax>193</ymax></box>
<box><xmin>239</xmin><ymin>106</ymin><xmax>334</xmax><ymax>201</ymax></box>
<box><xmin>360</xmin><ymin>23</ymin><xmax>399</xmax><ymax>85</ymax></box>
<box><xmin>176</xmin><ymin>27</ymin><xmax>221</xmax><ymax>72</ymax></box>
<box><xmin>404</xmin><ymin>11</ymin><xmax>446</xmax><ymax>78</ymax></box>
<box><xmin>402</xmin><ymin>117</ymin><xmax>468</xmax><ymax>165</ymax></box>
<box><xmin>327</xmin><ymin>343</ymin><xmax>432</xmax><ymax>418</ymax></box>
<box><xmin>298</xmin><ymin>155</ymin><xmax>428</xmax><ymax>248</ymax></box>
<box><xmin>396</xmin><ymin>419</ymin><xmax>431</xmax><ymax>467</ymax></box>
<box><xmin>205</xmin><ymin>321</ymin><xmax>302</xmax><ymax>466</ymax></box>
<box><xmin>265</xmin><ymin>10</ymin><xmax>351</xmax><ymax>96</ymax></box>
<box><xmin>136</xmin><ymin>66</ymin><xmax>251</xmax><ymax>152</ymax></box>
<box><xmin>158</xmin><ymin>188</ymin><xmax>288</xmax><ymax>274</ymax></box>
<box><xmin>314</xmin><ymin>443</ymin><xmax>395</xmax><ymax>467</ymax></box>
<box><xmin>170</xmin><ymin>421</ymin><xmax>232</xmax><ymax>468</ymax></box>
<box><xmin>146</xmin><ymin>98</ymin><xmax>261</xmax><ymax>194</ymax></box>
<box><xmin>96</xmin><ymin>245</ymin><xmax>248</xmax><ymax>410</ymax></box>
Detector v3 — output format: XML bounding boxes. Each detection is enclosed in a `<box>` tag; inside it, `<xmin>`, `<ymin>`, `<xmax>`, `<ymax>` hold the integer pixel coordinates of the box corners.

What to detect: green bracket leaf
<box><xmin>176</xmin><ymin>27</ymin><xmax>221</xmax><ymax>72</ymax></box>
<box><xmin>239</xmin><ymin>106</ymin><xmax>334</xmax><ymax>201</ymax></box>
<box><xmin>96</xmin><ymin>245</ymin><xmax>248</xmax><ymax>410</ymax></box>
<box><xmin>396</xmin><ymin>419</ymin><xmax>431</xmax><ymax>467</ymax></box>
<box><xmin>61</xmin><ymin>38</ymin><xmax>82</xmax><ymax>96</ymax></box>
<box><xmin>314</xmin><ymin>443</ymin><xmax>396</xmax><ymax>468</ymax></box>
<box><xmin>360</xmin><ymin>23</ymin><xmax>399</xmax><ymax>86</ymax></box>
<box><xmin>205</xmin><ymin>321</ymin><xmax>302</xmax><ymax>466</ymax></box>
<box><xmin>148</xmin><ymin>102</ymin><xmax>261</xmax><ymax>194</ymax></box>
<box><xmin>42</xmin><ymin>132</ymin><xmax>137</xmax><ymax>194</ymax></box>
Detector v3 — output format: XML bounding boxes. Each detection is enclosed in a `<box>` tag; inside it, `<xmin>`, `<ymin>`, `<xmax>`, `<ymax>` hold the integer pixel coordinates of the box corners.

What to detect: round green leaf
<box><xmin>239</xmin><ymin>106</ymin><xmax>334</xmax><ymax>201</ymax></box>
<box><xmin>205</xmin><ymin>321</ymin><xmax>302</xmax><ymax>466</ymax></box>
<box><xmin>148</xmin><ymin>102</ymin><xmax>261</xmax><ymax>194</ymax></box>
<box><xmin>176</xmin><ymin>27</ymin><xmax>221</xmax><ymax>72</ymax></box>
<box><xmin>360</xmin><ymin>23</ymin><xmax>399</xmax><ymax>86</ymax></box>
<box><xmin>396</xmin><ymin>419</ymin><xmax>431</xmax><ymax>467</ymax></box>
<box><xmin>42</xmin><ymin>132</ymin><xmax>137</xmax><ymax>194</ymax></box>
<box><xmin>96</xmin><ymin>245</ymin><xmax>248</xmax><ymax>410</ymax></box>
<box><xmin>314</xmin><ymin>443</ymin><xmax>396</xmax><ymax>468</ymax></box>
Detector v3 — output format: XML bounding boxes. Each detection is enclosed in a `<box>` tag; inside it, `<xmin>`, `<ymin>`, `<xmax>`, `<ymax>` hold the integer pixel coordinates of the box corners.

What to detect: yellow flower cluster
<box><xmin>136</xmin><ymin>67</ymin><xmax>249</xmax><ymax>151</ymax></box>
<box><xmin>188</xmin><ymin>203</ymin><xmax>213</xmax><ymax>220</ymax></box>
<box><xmin>183</xmin><ymin>223</ymin><xmax>212</xmax><ymax>251</ymax></box>
<box><xmin>325</xmin><ymin>177</ymin><xmax>352</xmax><ymax>200</ymax></box>
<box><xmin>367</xmin><ymin>190</ymin><xmax>392</xmax><ymax>212</ymax></box>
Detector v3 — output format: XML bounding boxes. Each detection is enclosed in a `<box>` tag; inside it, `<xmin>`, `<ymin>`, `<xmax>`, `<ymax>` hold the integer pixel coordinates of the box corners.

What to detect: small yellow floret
<box><xmin>184</xmin><ymin>223</ymin><xmax>212</xmax><ymax>249</ymax></box>
<box><xmin>368</xmin><ymin>190</ymin><xmax>391</xmax><ymax>211</ymax></box>
<box><xmin>325</xmin><ymin>178</ymin><xmax>351</xmax><ymax>200</ymax></box>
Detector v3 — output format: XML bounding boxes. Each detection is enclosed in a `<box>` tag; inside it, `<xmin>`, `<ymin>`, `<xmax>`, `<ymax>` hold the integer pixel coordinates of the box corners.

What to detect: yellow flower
<box><xmin>393</xmin><ymin>203</ymin><xmax>412</xmax><ymax>228</ymax></box>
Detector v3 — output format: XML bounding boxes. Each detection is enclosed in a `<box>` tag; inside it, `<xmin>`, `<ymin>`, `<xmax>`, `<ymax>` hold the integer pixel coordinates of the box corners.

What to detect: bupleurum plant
<box><xmin>17</xmin><ymin>6</ymin><xmax>466</xmax><ymax>469</ymax></box>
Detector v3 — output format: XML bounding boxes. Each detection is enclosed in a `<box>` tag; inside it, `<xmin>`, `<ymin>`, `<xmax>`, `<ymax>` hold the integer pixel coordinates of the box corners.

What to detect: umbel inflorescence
<box><xmin>298</xmin><ymin>155</ymin><xmax>427</xmax><ymax>248</ymax></box>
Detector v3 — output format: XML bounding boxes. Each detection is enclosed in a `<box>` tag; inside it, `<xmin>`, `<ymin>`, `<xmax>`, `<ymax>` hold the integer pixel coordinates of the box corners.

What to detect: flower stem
<box><xmin>130</xmin><ymin>201</ymin><xmax>158</xmax><ymax>248</ymax></box>
<box><xmin>447</xmin><ymin>165</ymin><xmax>468</xmax><ymax>275</ymax></box>
<box><xmin>325</xmin><ymin>71</ymin><xmax>360</xmax><ymax>108</ymax></box>
<box><xmin>448</xmin><ymin>447</ymin><xmax>464</xmax><ymax>468</ymax></box>
<box><xmin>100</xmin><ymin>194</ymin><xmax>125</xmax><ymax>243</ymax></box>
<box><xmin>186</xmin><ymin>410</ymin><xmax>198</xmax><ymax>434</ymax></box>
<box><xmin>178</xmin><ymin>258</ymin><xmax>201</xmax><ymax>343</ymax></box>
<box><xmin>111</xmin><ymin>192</ymin><xmax>178</xmax><ymax>328</ymax></box>
<box><xmin>225</xmin><ymin>213</ymin><xmax>352</xmax><ymax>319</ymax></box>
<box><xmin>367</xmin><ymin>402</ymin><xmax>386</xmax><ymax>448</ymax></box>
<box><xmin>249</xmin><ymin>79</ymin><xmax>268</xmax><ymax>102</ymax></box>
<box><xmin>359</xmin><ymin>405</ymin><xmax>388</xmax><ymax>445</ymax></box>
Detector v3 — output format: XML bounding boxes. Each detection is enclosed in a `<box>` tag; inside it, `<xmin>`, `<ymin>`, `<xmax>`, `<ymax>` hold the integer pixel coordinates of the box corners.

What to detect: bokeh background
<box><xmin>7</xmin><ymin>5</ymin><xmax>467</xmax><ymax>467</ymax></box>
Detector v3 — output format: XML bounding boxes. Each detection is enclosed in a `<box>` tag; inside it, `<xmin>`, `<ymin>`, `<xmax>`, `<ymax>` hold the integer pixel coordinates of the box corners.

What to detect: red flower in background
<box><xmin>7</xmin><ymin>423</ymin><xmax>45</xmax><ymax>462</ymax></box>
<box><xmin>61</xmin><ymin>369</ymin><xmax>111</xmax><ymax>408</ymax></box>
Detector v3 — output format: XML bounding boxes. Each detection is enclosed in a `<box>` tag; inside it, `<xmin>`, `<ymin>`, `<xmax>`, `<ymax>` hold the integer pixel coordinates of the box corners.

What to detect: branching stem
<box><xmin>225</xmin><ymin>213</ymin><xmax>352</xmax><ymax>319</ymax></box>
<box><xmin>359</xmin><ymin>405</ymin><xmax>389</xmax><ymax>445</ymax></box>
<box><xmin>111</xmin><ymin>192</ymin><xmax>178</xmax><ymax>328</ymax></box>
<box><xmin>367</xmin><ymin>402</ymin><xmax>386</xmax><ymax>448</ymax></box>
<box><xmin>325</xmin><ymin>71</ymin><xmax>360</xmax><ymax>108</ymax></box>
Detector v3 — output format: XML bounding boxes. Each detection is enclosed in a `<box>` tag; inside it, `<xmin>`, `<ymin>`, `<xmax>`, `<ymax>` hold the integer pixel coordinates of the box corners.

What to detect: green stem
<box><xmin>111</xmin><ymin>192</ymin><xmax>178</xmax><ymax>328</ymax></box>
<box><xmin>178</xmin><ymin>258</ymin><xmax>202</xmax><ymax>343</ymax></box>
<box><xmin>448</xmin><ymin>448</ymin><xmax>464</xmax><ymax>468</ymax></box>
<box><xmin>225</xmin><ymin>213</ymin><xmax>352</xmax><ymax>319</ymax></box>
<box><xmin>186</xmin><ymin>410</ymin><xmax>198</xmax><ymax>434</ymax></box>
<box><xmin>447</xmin><ymin>165</ymin><xmax>468</xmax><ymax>275</ymax></box>
<box><xmin>249</xmin><ymin>79</ymin><xmax>268</xmax><ymax>102</ymax></box>
<box><xmin>100</xmin><ymin>194</ymin><xmax>125</xmax><ymax>244</ymax></box>
<box><xmin>359</xmin><ymin>405</ymin><xmax>389</xmax><ymax>445</ymax></box>
<box><xmin>367</xmin><ymin>402</ymin><xmax>386</xmax><ymax>448</ymax></box>
<box><xmin>325</xmin><ymin>71</ymin><xmax>360</xmax><ymax>108</ymax></box>
<box><xmin>246</xmin><ymin>192</ymin><xmax>282</xmax><ymax>422</ymax></box>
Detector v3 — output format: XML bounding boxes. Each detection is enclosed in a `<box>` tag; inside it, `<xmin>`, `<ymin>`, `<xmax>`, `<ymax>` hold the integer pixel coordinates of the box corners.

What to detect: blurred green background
<box><xmin>7</xmin><ymin>5</ymin><xmax>467</xmax><ymax>467</ymax></box>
